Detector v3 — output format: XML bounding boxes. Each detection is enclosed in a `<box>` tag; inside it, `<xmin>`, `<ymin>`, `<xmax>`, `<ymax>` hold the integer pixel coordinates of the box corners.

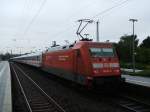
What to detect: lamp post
<box><xmin>129</xmin><ymin>19</ymin><xmax>138</xmax><ymax>73</ymax></box>
<box><xmin>96</xmin><ymin>20</ymin><xmax>99</xmax><ymax>42</ymax></box>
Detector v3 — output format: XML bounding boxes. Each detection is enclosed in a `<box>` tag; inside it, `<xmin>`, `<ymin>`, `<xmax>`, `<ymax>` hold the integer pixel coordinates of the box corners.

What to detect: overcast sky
<box><xmin>0</xmin><ymin>0</ymin><xmax>150</xmax><ymax>54</ymax></box>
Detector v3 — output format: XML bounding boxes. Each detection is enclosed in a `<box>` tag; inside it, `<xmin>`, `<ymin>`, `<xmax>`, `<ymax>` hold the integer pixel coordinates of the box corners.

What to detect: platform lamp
<box><xmin>129</xmin><ymin>19</ymin><xmax>138</xmax><ymax>73</ymax></box>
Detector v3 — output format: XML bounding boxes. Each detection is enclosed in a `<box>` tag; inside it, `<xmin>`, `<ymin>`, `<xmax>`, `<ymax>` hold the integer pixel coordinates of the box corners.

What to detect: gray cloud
<box><xmin>0</xmin><ymin>0</ymin><xmax>150</xmax><ymax>53</ymax></box>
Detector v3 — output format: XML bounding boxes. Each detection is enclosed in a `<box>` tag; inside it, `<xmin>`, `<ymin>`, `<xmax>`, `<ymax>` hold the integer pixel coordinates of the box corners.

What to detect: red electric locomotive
<box><xmin>42</xmin><ymin>40</ymin><xmax>124</xmax><ymax>87</ymax></box>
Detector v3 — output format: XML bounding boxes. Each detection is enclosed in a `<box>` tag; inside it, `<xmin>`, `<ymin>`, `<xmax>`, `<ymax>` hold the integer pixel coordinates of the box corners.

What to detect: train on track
<box><xmin>11</xmin><ymin>40</ymin><xmax>125</xmax><ymax>87</ymax></box>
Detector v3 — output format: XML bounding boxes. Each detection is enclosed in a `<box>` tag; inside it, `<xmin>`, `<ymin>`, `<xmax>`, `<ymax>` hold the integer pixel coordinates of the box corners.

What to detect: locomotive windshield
<box><xmin>89</xmin><ymin>48</ymin><xmax>115</xmax><ymax>57</ymax></box>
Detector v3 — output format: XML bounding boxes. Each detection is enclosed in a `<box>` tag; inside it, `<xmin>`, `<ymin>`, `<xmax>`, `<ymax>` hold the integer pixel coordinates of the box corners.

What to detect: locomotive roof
<box><xmin>76</xmin><ymin>41</ymin><xmax>114</xmax><ymax>44</ymax></box>
<box><xmin>11</xmin><ymin>41</ymin><xmax>115</xmax><ymax>60</ymax></box>
<box><xmin>46</xmin><ymin>41</ymin><xmax>114</xmax><ymax>52</ymax></box>
<box><xmin>12</xmin><ymin>52</ymin><xmax>42</xmax><ymax>59</ymax></box>
<box><xmin>47</xmin><ymin>44</ymin><xmax>73</xmax><ymax>52</ymax></box>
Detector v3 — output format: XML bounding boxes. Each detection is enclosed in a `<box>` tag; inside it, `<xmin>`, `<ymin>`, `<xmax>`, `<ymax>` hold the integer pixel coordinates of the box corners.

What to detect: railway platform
<box><xmin>0</xmin><ymin>61</ymin><xmax>12</xmax><ymax>112</ymax></box>
<box><xmin>122</xmin><ymin>74</ymin><xmax>150</xmax><ymax>87</ymax></box>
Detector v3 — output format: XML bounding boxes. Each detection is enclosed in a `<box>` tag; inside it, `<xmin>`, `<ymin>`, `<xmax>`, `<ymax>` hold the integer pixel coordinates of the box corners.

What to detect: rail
<box><xmin>11</xmin><ymin>63</ymin><xmax>66</xmax><ymax>112</ymax></box>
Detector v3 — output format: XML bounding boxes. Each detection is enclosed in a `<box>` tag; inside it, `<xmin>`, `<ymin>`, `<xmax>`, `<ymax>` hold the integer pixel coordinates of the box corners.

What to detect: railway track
<box><xmin>11</xmin><ymin>62</ymin><xmax>150</xmax><ymax>112</ymax></box>
<box><xmin>90</xmin><ymin>81</ymin><xmax>150</xmax><ymax>112</ymax></box>
<box><xmin>117</xmin><ymin>95</ymin><xmax>150</xmax><ymax>112</ymax></box>
<box><xmin>11</xmin><ymin>63</ymin><xmax>66</xmax><ymax>112</ymax></box>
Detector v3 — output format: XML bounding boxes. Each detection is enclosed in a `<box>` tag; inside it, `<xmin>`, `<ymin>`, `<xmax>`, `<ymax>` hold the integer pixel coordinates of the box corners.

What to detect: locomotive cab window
<box><xmin>89</xmin><ymin>48</ymin><xmax>103</xmax><ymax>57</ymax></box>
<box><xmin>89</xmin><ymin>48</ymin><xmax>115</xmax><ymax>57</ymax></box>
<box><xmin>102</xmin><ymin>48</ymin><xmax>114</xmax><ymax>57</ymax></box>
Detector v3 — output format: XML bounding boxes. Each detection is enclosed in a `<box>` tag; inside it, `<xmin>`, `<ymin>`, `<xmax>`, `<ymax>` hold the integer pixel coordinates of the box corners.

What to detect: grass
<box><xmin>120</xmin><ymin>62</ymin><xmax>150</xmax><ymax>77</ymax></box>
<box><xmin>128</xmin><ymin>70</ymin><xmax>150</xmax><ymax>77</ymax></box>
<box><xmin>120</xmin><ymin>62</ymin><xmax>147</xmax><ymax>69</ymax></box>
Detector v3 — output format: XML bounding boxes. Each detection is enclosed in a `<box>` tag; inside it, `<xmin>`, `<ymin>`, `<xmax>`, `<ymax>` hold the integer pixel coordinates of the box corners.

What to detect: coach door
<box><xmin>72</xmin><ymin>49</ymin><xmax>79</xmax><ymax>82</ymax></box>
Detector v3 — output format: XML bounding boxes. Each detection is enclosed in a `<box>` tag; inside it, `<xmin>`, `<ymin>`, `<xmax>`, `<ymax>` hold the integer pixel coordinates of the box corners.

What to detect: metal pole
<box><xmin>11</xmin><ymin>49</ymin><xmax>12</xmax><ymax>58</ymax></box>
<box><xmin>132</xmin><ymin>21</ymin><xmax>135</xmax><ymax>73</ymax></box>
<box><xmin>96</xmin><ymin>20</ymin><xmax>99</xmax><ymax>42</ymax></box>
<box><xmin>20</xmin><ymin>48</ymin><xmax>21</xmax><ymax>56</ymax></box>
<box><xmin>129</xmin><ymin>19</ymin><xmax>138</xmax><ymax>73</ymax></box>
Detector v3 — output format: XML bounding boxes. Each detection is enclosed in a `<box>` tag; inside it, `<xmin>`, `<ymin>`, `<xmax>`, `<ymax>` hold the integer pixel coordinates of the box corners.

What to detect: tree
<box><xmin>136</xmin><ymin>36</ymin><xmax>150</xmax><ymax>64</ymax></box>
<box><xmin>136</xmin><ymin>48</ymin><xmax>150</xmax><ymax>64</ymax></box>
<box><xmin>115</xmin><ymin>34</ymin><xmax>139</xmax><ymax>62</ymax></box>
<box><xmin>140</xmin><ymin>36</ymin><xmax>150</xmax><ymax>48</ymax></box>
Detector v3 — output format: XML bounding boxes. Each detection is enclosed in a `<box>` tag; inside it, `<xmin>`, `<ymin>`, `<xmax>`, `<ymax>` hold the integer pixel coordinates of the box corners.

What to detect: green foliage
<box><xmin>135</xmin><ymin>36</ymin><xmax>150</xmax><ymax>64</ymax></box>
<box><xmin>120</xmin><ymin>62</ymin><xmax>132</xmax><ymax>69</ymax></box>
<box><xmin>115</xmin><ymin>34</ymin><xmax>150</xmax><ymax>66</ymax></box>
<box><xmin>0</xmin><ymin>53</ymin><xmax>19</xmax><ymax>60</ymax></box>
<box><xmin>0</xmin><ymin>53</ymin><xmax>11</xmax><ymax>60</ymax></box>
<box><xmin>115</xmin><ymin>34</ymin><xmax>139</xmax><ymax>62</ymax></box>
<box><xmin>136</xmin><ymin>48</ymin><xmax>150</xmax><ymax>64</ymax></box>
<box><xmin>140</xmin><ymin>36</ymin><xmax>150</xmax><ymax>48</ymax></box>
<box><xmin>120</xmin><ymin>62</ymin><xmax>147</xmax><ymax>69</ymax></box>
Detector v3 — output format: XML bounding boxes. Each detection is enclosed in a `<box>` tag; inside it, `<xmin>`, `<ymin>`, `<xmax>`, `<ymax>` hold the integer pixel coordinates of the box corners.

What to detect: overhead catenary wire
<box><xmin>20</xmin><ymin>0</ymin><xmax>133</xmax><ymax>52</ymax></box>
<box><xmin>23</xmin><ymin>0</ymin><xmax>47</xmax><ymax>35</ymax></box>
<box><xmin>15</xmin><ymin>0</ymin><xmax>30</xmax><ymax>36</ymax></box>
<box><xmin>12</xmin><ymin>0</ymin><xmax>47</xmax><ymax>54</ymax></box>
<box><xmin>12</xmin><ymin>0</ymin><xmax>29</xmax><ymax>54</ymax></box>
<box><xmin>51</xmin><ymin>0</ymin><xmax>133</xmax><ymax>40</ymax></box>
<box><xmin>91</xmin><ymin>0</ymin><xmax>132</xmax><ymax>19</ymax></box>
<box><xmin>23</xmin><ymin>0</ymin><xmax>131</xmax><ymax>39</ymax></box>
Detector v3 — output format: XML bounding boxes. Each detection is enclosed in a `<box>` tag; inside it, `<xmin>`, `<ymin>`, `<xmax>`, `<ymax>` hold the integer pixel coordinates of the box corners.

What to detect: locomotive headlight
<box><xmin>93</xmin><ymin>69</ymin><xmax>99</xmax><ymax>74</ymax></box>
<box><xmin>114</xmin><ymin>69</ymin><xmax>120</xmax><ymax>73</ymax></box>
<box><xmin>92</xmin><ymin>63</ymin><xmax>103</xmax><ymax>68</ymax></box>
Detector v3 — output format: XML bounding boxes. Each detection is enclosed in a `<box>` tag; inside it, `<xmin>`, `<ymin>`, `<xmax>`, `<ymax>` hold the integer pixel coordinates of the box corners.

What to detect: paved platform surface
<box><xmin>122</xmin><ymin>74</ymin><xmax>150</xmax><ymax>87</ymax></box>
<box><xmin>121</xmin><ymin>68</ymin><xmax>143</xmax><ymax>73</ymax></box>
<box><xmin>0</xmin><ymin>61</ymin><xmax>12</xmax><ymax>112</ymax></box>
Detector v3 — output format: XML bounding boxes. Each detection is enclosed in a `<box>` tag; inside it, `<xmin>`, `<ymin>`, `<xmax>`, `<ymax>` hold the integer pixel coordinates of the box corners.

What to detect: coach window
<box><xmin>37</xmin><ymin>56</ymin><xmax>39</xmax><ymax>61</ymax></box>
